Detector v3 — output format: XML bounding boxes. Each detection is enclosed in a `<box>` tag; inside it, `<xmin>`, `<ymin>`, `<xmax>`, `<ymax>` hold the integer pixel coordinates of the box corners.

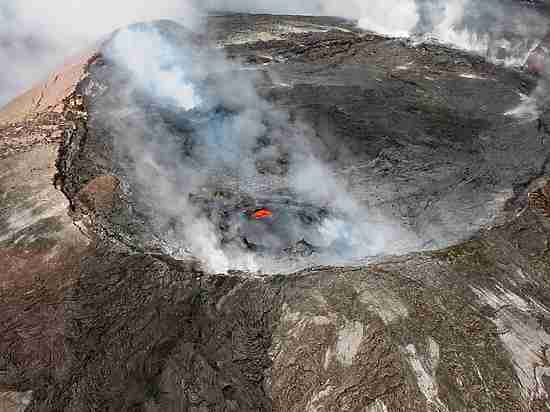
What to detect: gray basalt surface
<box><xmin>2</xmin><ymin>14</ymin><xmax>550</xmax><ymax>412</ymax></box>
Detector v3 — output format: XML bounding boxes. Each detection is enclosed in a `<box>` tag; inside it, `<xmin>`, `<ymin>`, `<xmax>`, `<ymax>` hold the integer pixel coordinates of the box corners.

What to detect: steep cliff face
<box><xmin>2</xmin><ymin>15</ymin><xmax>550</xmax><ymax>412</ymax></box>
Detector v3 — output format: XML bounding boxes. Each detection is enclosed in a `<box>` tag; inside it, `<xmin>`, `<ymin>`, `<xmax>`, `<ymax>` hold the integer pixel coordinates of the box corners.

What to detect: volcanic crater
<box><xmin>2</xmin><ymin>12</ymin><xmax>550</xmax><ymax>412</ymax></box>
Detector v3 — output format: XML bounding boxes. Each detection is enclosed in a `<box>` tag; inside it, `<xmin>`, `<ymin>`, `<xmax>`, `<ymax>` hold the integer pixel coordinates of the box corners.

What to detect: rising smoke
<box><xmin>414</xmin><ymin>0</ymin><xmax>548</xmax><ymax>66</ymax></box>
<box><xmin>100</xmin><ymin>22</ymin><xmax>416</xmax><ymax>272</ymax></box>
<box><xmin>1</xmin><ymin>0</ymin><xmax>549</xmax><ymax>106</ymax></box>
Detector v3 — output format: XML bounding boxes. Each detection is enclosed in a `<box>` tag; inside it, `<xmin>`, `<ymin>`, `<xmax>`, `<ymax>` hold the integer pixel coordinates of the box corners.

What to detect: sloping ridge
<box><xmin>0</xmin><ymin>49</ymin><xmax>97</xmax><ymax>127</ymax></box>
<box><xmin>0</xmin><ymin>47</ymin><xmax>97</xmax><ymax>410</ymax></box>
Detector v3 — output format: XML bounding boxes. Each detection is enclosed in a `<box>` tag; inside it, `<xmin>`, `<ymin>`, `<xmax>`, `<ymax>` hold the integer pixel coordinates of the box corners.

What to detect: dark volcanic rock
<box><xmin>2</xmin><ymin>14</ymin><xmax>550</xmax><ymax>412</ymax></box>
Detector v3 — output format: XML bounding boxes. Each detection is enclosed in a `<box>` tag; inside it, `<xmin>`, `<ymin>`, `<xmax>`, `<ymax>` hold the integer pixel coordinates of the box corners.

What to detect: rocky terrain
<box><xmin>2</xmin><ymin>13</ymin><xmax>550</xmax><ymax>412</ymax></box>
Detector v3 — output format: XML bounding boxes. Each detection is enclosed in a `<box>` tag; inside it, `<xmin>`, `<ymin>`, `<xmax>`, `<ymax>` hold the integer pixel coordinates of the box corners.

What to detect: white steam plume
<box><xmin>102</xmin><ymin>23</ymin><xmax>417</xmax><ymax>273</ymax></box>
<box><xmin>320</xmin><ymin>0</ymin><xmax>420</xmax><ymax>38</ymax></box>
<box><xmin>0</xmin><ymin>0</ymin><xmax>197</xmax><ymax>105</ymax></box>
<box><xmin>2</xmin><ymin>1</ymin><xmax>549</xmax><ymax>106</ymax></box>
<box><xmin>420</xmin><ymin>0</ymin><xmax>547</xmax><ymax>66</ymax></box>
<box><xmin>103</xmin><ymin>27</ymin><xmax>253</xmax><ymax>273</ymax></box>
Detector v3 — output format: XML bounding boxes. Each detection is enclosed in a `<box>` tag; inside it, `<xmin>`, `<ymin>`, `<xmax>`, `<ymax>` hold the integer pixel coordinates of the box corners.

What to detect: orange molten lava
<box><xmin>253</xmin><ymin>209</ymin><xmax>273</xmax><ymax>219</ymax></box>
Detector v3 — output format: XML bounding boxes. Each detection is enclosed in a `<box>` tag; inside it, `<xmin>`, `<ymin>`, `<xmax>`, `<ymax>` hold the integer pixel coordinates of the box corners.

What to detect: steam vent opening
<box><xmin>252</xmin><ymin>208</ymin><xmax>273</xmax><ymax>219</ymax></box>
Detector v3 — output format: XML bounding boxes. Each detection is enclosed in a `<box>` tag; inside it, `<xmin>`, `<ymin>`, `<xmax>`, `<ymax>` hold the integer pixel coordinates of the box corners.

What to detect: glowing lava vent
<box><xmin>252</xmin><ymin>208</ymin><xmax>273</xmax><ymax>220</ymax></box>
